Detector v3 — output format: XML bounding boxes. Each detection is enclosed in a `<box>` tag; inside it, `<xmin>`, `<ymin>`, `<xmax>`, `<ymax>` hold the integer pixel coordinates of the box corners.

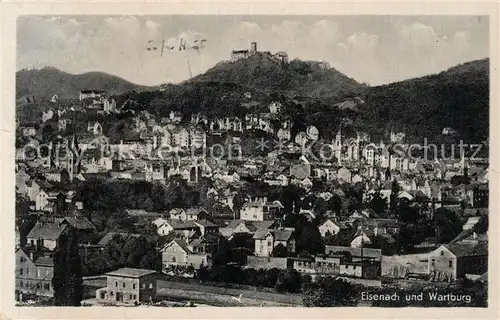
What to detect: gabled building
<box><xmin>96</xmin><ymin>268</ymin><xmax>158</xmax><ymax>305</ymax></box>
<box><xmin>253</xmin><ymin>228</ymin><xmax>295</xmax><ymax>257</ymax></box>
<box><xmin>160</xmin><ymin>240</ymin><xmax>212</xmax><ymax>269</ymax></box>
<box><xmin>318</xmin><ymin>219</ymin><xmax>346</xmax><ymax>237</ymax></box>
<box><xmin>240</xmin><ymin>197</ymin><xmax>283</xmax><ymax>221</ymax></box>
<box><xmin>26</xmin><ymin>222</ymin><xmax>69</xmax><ymax>251</ymax></box>
<box><xmin>428</xmin><ymin>242</ymin><xmax>488</xmax><ymax>281</ymax></box>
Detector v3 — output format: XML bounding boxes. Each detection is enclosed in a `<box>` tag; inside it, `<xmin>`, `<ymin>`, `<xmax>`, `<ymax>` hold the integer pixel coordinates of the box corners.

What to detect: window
<box><xmin>149</xmin><ymin>283</ymin><xmax>153</xmax><ymax>289</ymax></box>
<box><xmin>19</xmin><ymin>268</ymin><xmax>23</xmax><ymax>275</ymax></box>
<box><xmin>449</xmin><ymin>260</ymin><xmax>453</xmax><ymax>268</ymax></box>
<box><xmin>44</xmin><ymin>283</ymin><xmax>50</xmax><ymax>290</ymax></box>
<box><xmin>45</xmin><ymin>270</ymin><xmax>49</xmax><ymax>277</ymax></box>
<box><xmin>110</xmin><ymin>291</ymin><xmax>114</xmax><ymax>296</ymax></box>
<box><xmin>26</xmin><ymin>268</ymin><xmax>30</xmax><ymax>275</ymax></box>
<box><xmin>133</xmin><ymin>294</ymin><xmax>137</xmax><ymax>300</ymax></box>
<box><xmin>141</xmin><ymin>283</ymin><xmax>146</xmax><ymax>289</ymax></box>
<box><xmin>130</xmin><ymin>294</ymin><xmax>133</xmax><ymax>299</ymax></box>
<box><xmin>172</xmin><ymin>257</ymin><xmax>176</xmax><ymax>263</ymax></box>
<box><xmin>132</xmin><ymin>283</ymin><xmax>136</xmax><ymax>289</ymax></box>
<box><xmin>37</xmin><ymin>269</ymin><xmax>41</xmax><ymax>278</ymax></box>
<box><xmin>20</xmin><ymin>257</ymin><xmax>26</xmax><ymax>263</ymax></box>
<box><xmin>122</xmin><ymin>282</ymin><xmax>126</xmax><ymax>288</ymax></box>
<box><xmin>440</xmin><ymin>251</ymin><xmax>444</xmax><ymax>256</ymax></box>
<box><xmin>115</xmin><ymin>281</ymin><xmax>118</xmax><ymax>287</ymax></box>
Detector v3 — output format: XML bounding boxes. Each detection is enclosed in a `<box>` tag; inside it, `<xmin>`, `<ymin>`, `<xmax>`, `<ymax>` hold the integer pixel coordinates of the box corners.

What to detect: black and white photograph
<box><xmin>12</xmin><ymin>14</ymin><xmax>490</xmax><ymax>309</ymax></box>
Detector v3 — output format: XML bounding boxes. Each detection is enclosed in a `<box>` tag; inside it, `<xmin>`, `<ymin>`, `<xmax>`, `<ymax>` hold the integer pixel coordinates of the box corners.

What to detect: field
<box><xmin>156</xmin><ymin>280</ymin><xmax>303</xmax><ymax>307</ymax></box>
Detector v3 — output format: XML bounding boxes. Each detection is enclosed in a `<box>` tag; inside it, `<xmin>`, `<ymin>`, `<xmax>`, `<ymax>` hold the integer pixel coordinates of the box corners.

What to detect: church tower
<box><xmin>334</xmin><ymin>126</ymin><xmax>342</xmax><ymax>166</ymax></box>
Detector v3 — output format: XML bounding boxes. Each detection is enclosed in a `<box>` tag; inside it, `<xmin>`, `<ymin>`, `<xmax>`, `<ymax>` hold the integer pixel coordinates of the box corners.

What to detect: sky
<box><xmin>17</xmin><ymin>15</ymin><xmax>489</xmax><ymax>86</ymax></box>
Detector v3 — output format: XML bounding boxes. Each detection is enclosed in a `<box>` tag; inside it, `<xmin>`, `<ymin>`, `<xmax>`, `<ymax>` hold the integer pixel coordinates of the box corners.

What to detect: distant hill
<box><xmin>16</xmin><ymin>67</ymin><xmax>154</xmax><ymax>101</ymax></box>
<box><xmin>359</xmin><ymin>58</ymin><xmax>489</xmax><ymax>143</ymax></box>
<box><xmin>191</xmin><ymin>53</ymin><xmax>364</xmax><ymax>99</ymax></box>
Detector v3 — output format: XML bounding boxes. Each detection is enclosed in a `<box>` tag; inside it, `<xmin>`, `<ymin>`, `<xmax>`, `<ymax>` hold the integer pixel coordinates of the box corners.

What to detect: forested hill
<box><xmin>358</xmin><ymin>58</ymin><xmax>489</xmax><ymax>143</ymax></box>
<box><xmin>191</xmin><ymin>53</ymin><xmax>364</xmax><ymax>99</ymax></box>
<box><xmin>16</xmin><ymin>67</ymin><xmax>153</xmax><ymax>101</ymax></box>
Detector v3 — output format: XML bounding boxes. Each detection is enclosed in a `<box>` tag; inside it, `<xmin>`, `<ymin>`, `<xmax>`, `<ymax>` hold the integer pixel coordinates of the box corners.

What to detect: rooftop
<box><xmin>105</xmin><ymin>267</ymin><xmax>157</xmax><ymax>278</ymax></box>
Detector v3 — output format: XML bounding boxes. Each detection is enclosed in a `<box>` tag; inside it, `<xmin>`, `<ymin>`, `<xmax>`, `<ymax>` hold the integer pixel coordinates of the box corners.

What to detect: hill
<box><xmin>16</xmin><ymin>67</ymin><xmax>153</xmax><ymax>101</ymax></box>
<box><xmin>191</xmin><ymin>53</ymin><xmax>364</xmax><ymax>99</ymax></box>
<box><xmin>358</xmin><ymin>58</ymin><xmax>489</xmax><ymax>143</ymax></box>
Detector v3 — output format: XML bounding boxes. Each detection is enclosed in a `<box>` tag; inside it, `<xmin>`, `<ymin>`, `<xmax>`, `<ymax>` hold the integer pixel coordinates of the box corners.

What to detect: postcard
<box><xmin>1</xmin><ymin>1</ymin><xmax>498</xmax><ymax>319</ymax></box>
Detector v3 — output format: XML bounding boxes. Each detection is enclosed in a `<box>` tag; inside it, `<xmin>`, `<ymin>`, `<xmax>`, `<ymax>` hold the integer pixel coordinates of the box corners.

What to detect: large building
<box><xmin>96</xmin><ymin>268</ymin><xmax>158</xmax><ymax>305</ymax></box>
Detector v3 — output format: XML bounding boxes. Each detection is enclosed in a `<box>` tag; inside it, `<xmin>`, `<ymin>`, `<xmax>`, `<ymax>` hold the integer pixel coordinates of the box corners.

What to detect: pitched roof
<box><xmin>194</xmin><ymin>220</ymin><xmax>218</xmax><ymax>228</ymax></box>
<box><xmin>166</xmin><ymin>219</ymin><xmax>198</xmax><ymax>230</ymax></box>
<box><xmin>167</xmin><ymin>239</ymin><xmax>192</xmax><ymax>254</ymax></box>
<box><xmin>105</xmin><ymin>267</ymin><xmax>156</xmax><ymax>278</ymax></box>
<box><xmin>444</xmin><ymin>242</ymin><xmax>488</xmax><ymax>258</ymax></box>
<box><xmin>58</xmin><ymin>216</ymin><xmax>95</xmax><ymax>231</ymax></box>
<box><xmin>273</xmin><ymin>229</ymin><xmax>293</xmax><ymax>241</ymax></box>
<box><xmin>325</xmin><ymin>245</ymin><xmax>382</xmax><ymax>261</ymax></box>
<box><xmin>253</xmin><ymin>229</ymin><xmax>271</xmax><ymax>240</ymax></box>
<box><xmin>226</xmin><ymin>220</ymin><xmax>246</xmax><ymax>230</ymax></box>
<box><xmin>251</xmin><ymin>221</ymin><xmax>275</xmax><ymax>231</ymax></box>
<box><xmin>26</xmin><ymin>223</ymin><xmax>67</xmax><ymax>241</ymax></box>
<box><xmin>34</xmin><ymin>256</ymin><xmax>54</xmax><ymax>267</ymax></box>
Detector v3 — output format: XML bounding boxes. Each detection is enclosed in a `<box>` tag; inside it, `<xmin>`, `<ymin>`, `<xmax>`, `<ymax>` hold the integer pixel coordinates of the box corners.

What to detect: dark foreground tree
<box><xmin>52</xmin><ymin>227</ymin><xmax>83</xmax><ymax>306</ymax></box>
<box><xmin>302</xmin><ymin>277</ymin><xmax>359</xmax><ymax>307</ymax></box>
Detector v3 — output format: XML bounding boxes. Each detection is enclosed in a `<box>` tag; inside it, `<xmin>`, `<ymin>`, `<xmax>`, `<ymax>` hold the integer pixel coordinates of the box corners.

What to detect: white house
<box><xmin>253</xmin><ymin>229</ymin><xmax>295</xmax><ymax>257</ymax></box>
<box><xmin>269</xmin><ymin>102</ymin><xmax>282</xmax><ymax>114</ymax></box>
<box><xmin>318</xmin><ymin>219</ymin><xmax>344</xmax><ymax>237</ymax></box>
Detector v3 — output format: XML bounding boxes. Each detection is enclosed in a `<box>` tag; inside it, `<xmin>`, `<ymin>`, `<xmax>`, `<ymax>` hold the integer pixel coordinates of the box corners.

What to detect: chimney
<box><xmin>473</xmin><ymin>232</ymin><xmax>477</xmax><ymax>239</ymax></box>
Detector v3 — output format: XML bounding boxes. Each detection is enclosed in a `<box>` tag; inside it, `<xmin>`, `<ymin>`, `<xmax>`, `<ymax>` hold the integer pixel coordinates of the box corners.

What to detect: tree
<box><xmin>473</xmin><ymin>215</ymin><xmax>488</xmax><ymax>234</ymax></box>
<box><xmin>302</xmin><ymin>277</ymin><xmax>359</xmax><ymax>307</ymax></box>
<box><xmin>52</xmin><ymin>228</ymin><xmax>83</xmax><ymax>306</ymax></box>
<box><xmin>272</xmin><ymin>243</ymin><xmax>288</xmax><ymax>258</ymax></box>
<box><xmin>390</xmin><ymin>180</ymin><xmax>400</xmax><ymax>212</ymax></box>
<box><xmin>433</xmin><ymin>208</ymin><xmax>463</xmax><ymax>243</ymax></box>
<box><xmin>275</xmin><ymin>269</ymin><xmax>302</xmax><ymax>293</ymax></box>
<box><xmin>369</xmin><ymin>191</ymin><xmax>387</xmax><ymax>215</ymax></box>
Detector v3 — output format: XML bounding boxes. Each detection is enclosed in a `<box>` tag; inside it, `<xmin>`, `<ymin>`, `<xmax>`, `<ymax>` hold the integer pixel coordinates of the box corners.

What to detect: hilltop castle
<box><xmin>230</xmin><ymin>42</ymin><xmax>289</xmax><ymax>64</ymax></box>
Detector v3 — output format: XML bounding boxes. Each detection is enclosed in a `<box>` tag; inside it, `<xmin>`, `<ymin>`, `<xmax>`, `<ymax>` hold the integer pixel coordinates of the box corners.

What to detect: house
<box><xmin>152</xmin><ymin>217</ymin><xmax>168</xmax><ymax>229</ymax></box>
<box><xmin>240</xmin><ymin>197</ymin><xmax>283</xmax><ymax>221</ymax></box>
<box><xmin>463</xmin><ymin>216</ymin><xmax>481</xmax><ymax>231</ymax></box>
<box><xmin>318</xmin><ymin>219</ymin><xmax>345</xmax><ymax>237</ymax></box>
<box><xmin>269</xmin><ymin>102</ymin><xmax>282</xmax><ymax>114</ymax></box>
<box><xmin>306</xmin><ymin>125</ymin><xmax>319</xmax><ymax>141</ymax></box>
<box><xmin>193</xmin><ymin>220</ymin><xmax>218</xmax><ymax>236</ymax></box>
<box><xmin>95</xmin><ymin>268</ymin><xmax>158</xmax><ymax>304</ymax></box>
<box><xmin>220</xmin><ymin>220</ymin><xmax>275</xmax><ymax>239</ymax></box>
<box><xmin>57</xmin><ymin>216</ymin><xmax>96</xmax><ymax>234</ymax></box>
<box><xmin>325</xmin><ymin>245</ymin><xmax>382</xmax><ymax>262</ymax></box>
<box><xmin>155</xmin><ymin>219</ymin><xmax>197</xmax><ymax>237</ymax></box>
<box><xmin>428</xmin><ymin>243</ymin><xmax>488</xmax><ymax>281</ymax></box>
<box><xmin>22</xmin><ymin>126</ymin><xmax>37</xmax><ymax>137</ymax></box>
<box><xmin>80</xmin><ymin>90</ymin><xmax>106</xmax><ymax>101</ymax></box>
<box><xmin>160</xmin><ymin>240</ymin><xmax>211</xmax><ymax>269</ymax></box>
<box><xmin>253</xmin><ymin>228</ymin><xmax>295</xmax><ymax>257</ymax></box>
<box><xmin>168</xmin><ymin>208</ymin><xmax>209</xmax><ymax>221</ymax></box>
<box><xmin>183</xmin><ymin>208</ymin><xmax>209</xmax><ymax>221</ymax></box>
<box><xmin>277</xmin><ymin>128</ymin><xmax>291</xmax><ymax>141</ymax></box>
<box><xmin>15</xmin><ymin>248</ymin><xmax>55</xmax><ymax>298</ymax></box>
<box><xmin>26</xmin><ymin>222</ymin><xmax>69</xmax><ymax>251</ymax></box>
<box><xmin>350</xmin><ymin>228</ymin><xmax>374</xmax><ymax>248</ymax></box>
<box><xmin>294</xmin><ymin>132</ymin><xmax>308</xmax><ymax>146</ymax></box>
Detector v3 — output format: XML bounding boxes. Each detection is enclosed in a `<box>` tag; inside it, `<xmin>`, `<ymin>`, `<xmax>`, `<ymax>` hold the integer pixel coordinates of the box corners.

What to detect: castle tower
<box><xmin>251</xmin><ymin>42</ymin><xmax>257</xmax><ymax>54</ymax></box>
